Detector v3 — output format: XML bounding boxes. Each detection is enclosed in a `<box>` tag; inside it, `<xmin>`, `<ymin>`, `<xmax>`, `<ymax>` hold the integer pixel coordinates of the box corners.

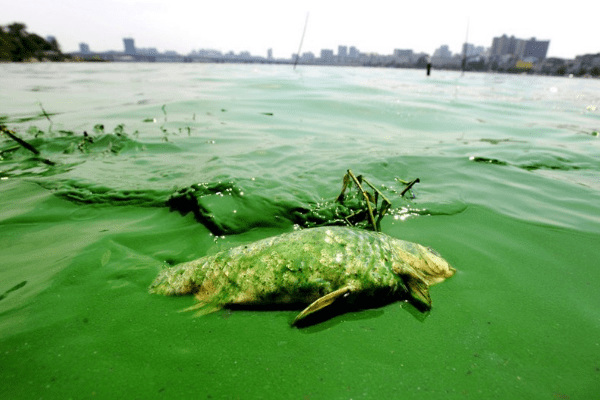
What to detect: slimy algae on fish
<box><xmin>149</xmin><ymin>226</ymin><xmax>455</xmax><ymax>326</ymax></box>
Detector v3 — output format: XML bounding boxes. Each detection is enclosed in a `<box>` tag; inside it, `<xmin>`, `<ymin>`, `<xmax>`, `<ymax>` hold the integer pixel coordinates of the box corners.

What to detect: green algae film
<box><xmin>1</xmin><ymin>64</ymin><xmax>600</xmax><ymax>399</ymax></box>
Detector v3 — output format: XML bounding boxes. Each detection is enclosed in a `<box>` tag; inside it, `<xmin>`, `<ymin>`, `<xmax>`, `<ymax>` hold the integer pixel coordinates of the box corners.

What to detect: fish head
<box><xmin>416</xmin><ymin>244</ymin><xmax>456</xmax><ymax>286</ymax></box>
<box><xmin>391</xmin><ymin>241</ymin><xmax>456</xmax><ymax>311</ymax></box>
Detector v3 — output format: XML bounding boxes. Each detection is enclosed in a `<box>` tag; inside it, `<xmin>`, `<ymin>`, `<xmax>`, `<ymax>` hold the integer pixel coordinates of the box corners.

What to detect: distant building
<box><xmin>515</xmin><ymin>37</ymin><xmax>549</xmax><ymax>61</ymax></box>
<box><xmin>196</xmin><ymin>49</ymin><xmax>223</xmax><ymax>58</ymax></box>
<box><xmin>393</xmin><ymin>49</ymin><xmax>412</xmax><ymax>57</ymax></box>
<box><xmin>431</xmin><ymin>45</ymin><xmax>462</xmax><ymax>68</ymax></box>
<box><xmin>462</xmin><ymin>43</ymin><xmax>485</xmax><ymax>57</ymax></box>
<box><xmin>393</xmin><ymin>49</ymin><xmax>414</xmax><ymax>64</ymax></box>
<box><xmin>44</xmin><ymin>35</ymin><xmax>59</xmax><ymax>52</ymax></box>
<box><xmin>349</xmin><ymin>46</ymin><xmax>359</xmax><ymax>58</ymax></box>
<box><xmin>267</xmin><ymin>48</ymin><xmax>273</xmax><ymax>59</ymax></box>
<box><xmin>137</xmin><ymin>47</ymin><xmax>159</xmax><ymax>56</ymax></box>
<box><xmin>123</xmin><ymin>38</ymin><xmax>136</xmax><ymax>55</ymax></box>
<box><xmin>491</xmin><ymin>34</ymin><xmax>549</xmax><ymax>62</ymax></box>
<box><xmin>79</xmin><ymin>43</ymin><xmax>90</xmax><ymax>54</ymax></box>
<box><xmin>238</xmin><ymin>51</ymin><xmax>251</xmax><ymax>60</ymax></box>
<box><xmin>300</xmin><ymin>52</ymin><xmax>315</xmax><ymax>62</ymax></box>
<box><xmin>320</xmin><ymin>49</ymin><xmax>334</xmax><ymax>63</ymax></box>
<box><xmin>433</xmin><ymin>45</ymin><xmax>452</xmax><ymax>58</ymax></box>
<box><xmin>491</xmin><ymin>35</ymin><xmax>518</xmax><ymax>57</ymax></box>
<box><xmin>338</xmin><ymin>45</ymin><xmax>347</xmax><ymax>59</ymax></box>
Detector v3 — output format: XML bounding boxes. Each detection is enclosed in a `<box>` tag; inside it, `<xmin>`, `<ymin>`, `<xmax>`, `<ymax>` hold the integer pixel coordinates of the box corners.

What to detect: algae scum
<box><xmin>1</xmin><ymin>64</ymin><xmax>599</xmax><ymax>399</ymax></box>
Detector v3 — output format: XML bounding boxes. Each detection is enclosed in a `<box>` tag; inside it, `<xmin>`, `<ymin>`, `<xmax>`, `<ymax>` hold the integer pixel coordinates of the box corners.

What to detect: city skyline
<box><xmin>2</xmin><ymin>0</ymin><xmax>598</xmax><ymax>60</ymax></box>
<box><xmin>79</xmin><ymin>34</ymin><xmax>547</xmax><ymax>62</ymax></box>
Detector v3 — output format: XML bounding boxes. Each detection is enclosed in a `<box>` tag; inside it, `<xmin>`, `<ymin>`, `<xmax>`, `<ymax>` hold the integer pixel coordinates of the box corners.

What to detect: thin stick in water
<box><xmin>0</xmin><ymin>125</ymin><xmax>55</xmax><ymax>166</ymax></box>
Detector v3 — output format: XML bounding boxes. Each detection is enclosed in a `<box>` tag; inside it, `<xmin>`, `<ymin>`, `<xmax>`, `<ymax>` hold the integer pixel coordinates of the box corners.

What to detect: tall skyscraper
<box><xmin>516</xmin><ymin>38</ymin><xmax>550</xmax><ymax>61</ymax></box>
<box><xmin>79</xmin><ymin>43</ymin><xmax>90</xmax><ymax>54</ymax></box>
<box><xmin>491</xmin><ymin>35</ymin><xmax>549</xmax><ymax>61</ymax></box>
<box><xmin>123</xmin><ymin>38</ymin><xmax>136</xmax><ymax>55</ymax></box>
<box><xmin>491</xmin><ymin>35</ymin><xmax>518</xmax><ymax>57</ymax></box>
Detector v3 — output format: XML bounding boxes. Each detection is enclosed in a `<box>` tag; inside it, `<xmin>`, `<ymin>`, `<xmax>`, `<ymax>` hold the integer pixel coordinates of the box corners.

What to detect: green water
<box><xmin>1</xmin><ymin>63</ymin><xmax>599</xmax><ymax>399</ymax></box>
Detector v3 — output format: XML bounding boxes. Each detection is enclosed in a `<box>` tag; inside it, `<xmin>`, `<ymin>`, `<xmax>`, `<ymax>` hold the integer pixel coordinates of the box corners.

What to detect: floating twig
<box><xmin>336</xmin><ymin>169</ymin><xmax>394</xmax><ymax>231</ymax></box>
<box><xmin>0</xmin><ymin>125</ymin><xmax>55</xmax><ymax>166</ymax></box>
<box><xmin>400</xmin><ymin>178</ymin><xmax>420</xmax><ymax>197</ymax></box>
<box><xmin>38</xmin><ymin>103</ymin><xmax>53</xmax><ymax>123</ymax></box>
<box><xmin>335</xmin><ymin>170</ymin><xmax>419</xmax><ymax>231</ymax></box>
<box><xmin>346</xmin><ymin>170</ymin><xmax>378</xmax><ymax>231</ymax></box>
<box><xmin>38</xmin><ymin>102</ymin><xmax>54</xmax><ymax>132</ymax></box>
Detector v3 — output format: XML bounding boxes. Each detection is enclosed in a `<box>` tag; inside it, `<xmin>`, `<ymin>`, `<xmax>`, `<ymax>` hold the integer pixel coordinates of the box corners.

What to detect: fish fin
<box><xmin>179</xmin><ymin>298</ymin><xmax>222</xmax><ymax>317</ymax></box>
<box><xmin>292</xmin><ymin>286</ymin><xmax>351</xmax><ymax>326</ymax></box>
<box><xmin>404</xmin><ymin>275</ymin><xmax>432</xmax><ymax>311</ymax></box>
<box><xmin>192</xmin><ymin>305</ymin><xmax>222</xmax><ymax>317</ymax></box>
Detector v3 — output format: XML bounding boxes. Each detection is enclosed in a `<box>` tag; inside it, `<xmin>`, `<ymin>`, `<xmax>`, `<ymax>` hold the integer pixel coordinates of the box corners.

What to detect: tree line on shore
<box><xmin>0</xmin><ymin>23</ymin><xmax>68</xmax><ymax>62</ymax></box>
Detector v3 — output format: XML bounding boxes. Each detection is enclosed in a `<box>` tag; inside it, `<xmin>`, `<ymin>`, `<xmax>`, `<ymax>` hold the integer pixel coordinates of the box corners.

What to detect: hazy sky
<box><xmin>2</xmin><ymin>0</ymin><xmax>597</xmax><ymax>59</ymax></box>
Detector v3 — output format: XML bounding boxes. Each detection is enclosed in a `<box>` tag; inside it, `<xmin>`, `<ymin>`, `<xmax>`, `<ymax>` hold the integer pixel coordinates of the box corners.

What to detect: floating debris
<box><xmin>335</xmin><ymin>169</ymin><xmax>419</xmax><ymax>231</ymax></box>
<box><xmin>469</xmin><ymin>156</ymin><xmax>508</xmax><ymax>166</ymax></box>
<box><xmin>0</xmin><ymin>124</ymin><xmax>55</xmax><ymax>166</ymax></box>
<box><xmin>0</xmin><ymin>280</ymin><xmax>27</xmax><ymax>301</ymax></box>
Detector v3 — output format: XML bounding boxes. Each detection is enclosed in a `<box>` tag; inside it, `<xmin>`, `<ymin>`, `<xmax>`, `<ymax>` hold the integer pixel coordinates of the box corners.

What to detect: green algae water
<box><xmin>1</xmin><ymin>63</ymin><xmax>599</xmax><ymax>399</ymax></box>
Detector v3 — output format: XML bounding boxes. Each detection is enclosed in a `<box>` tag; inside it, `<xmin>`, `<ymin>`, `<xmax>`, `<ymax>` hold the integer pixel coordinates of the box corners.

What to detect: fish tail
<box><xmin>148</xmin><ymin>264</ymin><xmax>199</xmax><ymax>296</ymax></box>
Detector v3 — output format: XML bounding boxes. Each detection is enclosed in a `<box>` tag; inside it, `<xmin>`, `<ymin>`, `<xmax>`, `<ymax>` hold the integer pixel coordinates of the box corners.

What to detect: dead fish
<box><xmin>149</xmin><ymin>226</ymin><xmax>455</xmax><ymax>325</ymax></box>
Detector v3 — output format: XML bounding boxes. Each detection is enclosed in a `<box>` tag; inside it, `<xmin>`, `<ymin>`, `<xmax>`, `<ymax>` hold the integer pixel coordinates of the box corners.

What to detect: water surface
<box><xmin>1</xmin><ymin>63</ymin><xmax>599</xmax><ymax>399</ymax></box>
